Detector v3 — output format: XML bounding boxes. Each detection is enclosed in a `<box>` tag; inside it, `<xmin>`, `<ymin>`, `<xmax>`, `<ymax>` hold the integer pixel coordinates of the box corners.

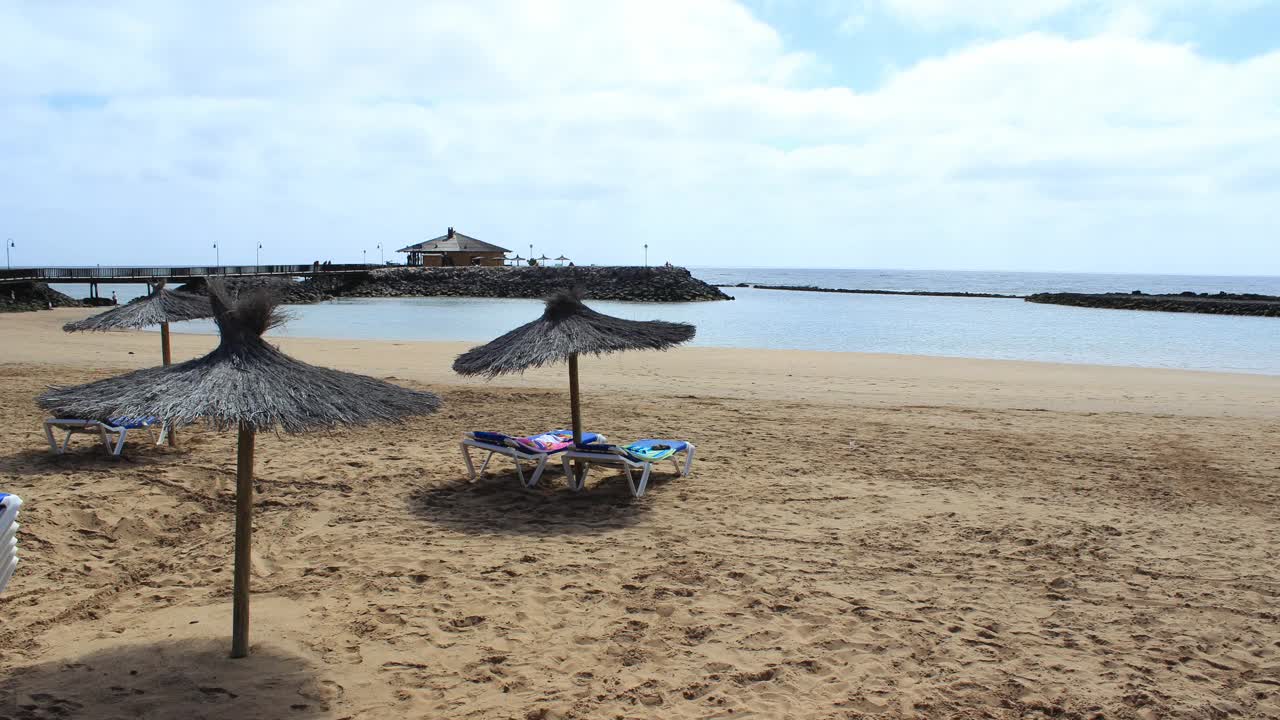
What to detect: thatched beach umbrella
<box><xmin>40</xmin><ymin>283</ymin><xmax>441</xmax><ymax>658</ymax></box>
<box><xmin>453</xmin><ymin>291</ymin><xmax>694</xmax><ymax>451</ymax></box>
<box><xmin>63</xmin><ymin>280</ymin><xmax>213</xmax><ymax>367</ymax></box>
<box><xmin>63</xmin><ymin>281</ymin><xmax>215</xmax><ymax>447</ymax></box>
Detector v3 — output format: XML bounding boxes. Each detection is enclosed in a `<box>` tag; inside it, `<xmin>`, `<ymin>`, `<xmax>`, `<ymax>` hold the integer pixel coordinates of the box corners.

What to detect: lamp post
<box><xmin>362</xmin><ymin>249</ymin><xmax>367</xmax><ymax>265</ymax></box>
<box><xmin>377</xmin><ymin>243</ymin><xmax>384</xmax><ymax>264</ymax></box>
<box><xmin>644</xmin><ymin>243</ymin><xmax>648</xmax><ymax>268</ymax></box>
<box><xmin>213</xmin><ymin>242</ymin><xmax>220</xmax><ymax>269</ymax></box>
<box><xmin>256</xmin><ymin>242</ymin><xmax>262</xmax><ymax>268</ymax></box>
<box><xmin>5</xmin><ymin>239</ymin><xmax>12</xmax><ymax>270</ymax></box>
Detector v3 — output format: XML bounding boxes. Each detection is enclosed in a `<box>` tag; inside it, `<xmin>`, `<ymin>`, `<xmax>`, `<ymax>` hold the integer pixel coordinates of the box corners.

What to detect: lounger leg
<box><xmin>44</xmin><ymin>423</ymin><xmax>58</xmax><ymax>454</ymax></box>
<box><xmin>636</xmin><ymin>464</ymin><xmax>654</xmax><ymax>497</ymax></box>
<box><xmin>461</xmin><ymin>442</ymin><xmax>478</xmax><ymax>482</ymax></box>
<box><xmin>61</xmin><ymin>429</ymin><xmax>75</xmax><ymax>454</ymax></box>
<box><xmin>112</xmin><ymin>429</ymin><xmax>128</xmax><ymax>456</ymax></box>
<box><xmin>512</xmin><ymin>457</ymin><xmax>527</xmax><ymax>488</ymax></box>
<box><xmin>156</xmin><ymin>423</ymin><xmax>169</xmax><ymax>446</ymax></box>
<box><xmin>477</xmin><ymin>451</ymin><xmax>495</xmax><ymax>478</ymax></box>
<box><xmin>560</xmin><ymin>456</ymin><xmax>573</xmax><ymax>488</ymax></box>
<box><xmin>561</xmin><ymin>457</ymin><xmax>587</xmax><ymax>491</ymax></box>
<box><xmin>682</xmin><ymin>445</ymin><xmax>696</xmax><ymax>477</ymax></box>
<box><xmin>97</xmin><ymin>426</ymin><xmax>114</xmax><ymax>454</ymax></box>
<box><xmin>528</xmin><ymin>455</ymin><xmax>549</xmax><ymax>488</ymax></box>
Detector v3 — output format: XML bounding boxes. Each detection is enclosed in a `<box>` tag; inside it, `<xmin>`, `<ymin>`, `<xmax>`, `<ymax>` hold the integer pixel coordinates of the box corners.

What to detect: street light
<box><xmin>644</xmin><ymin>243</ymin><xmax>648</xmax><ymax>268</ymax></box>
<box><xmin>5</xmin><ymin>239</ymin><xmax>12</xmax><ymax>270</ymax></box>
<box><xmin>377</xmin><ymin>243</ymin><xmax>384</xmax><ymax>264</ymax></box>
<box><xmin>256</xmin><ymin>242</ymin><xmax>262</xmax><ymax>268</ymax></box>
<box><xmin>362</xmin><ymin>249</ymin><xmax>367</xmax><ymax>265</ymax></box>
<box><xmin>213</xmin><ymin>242</ymin><xmax>220</xmax><ymax>268</ymax></box>
<box><xmin>529</xmin><ymin>244</ymin><xmax>534</xmax><ymax>266</ymax></box>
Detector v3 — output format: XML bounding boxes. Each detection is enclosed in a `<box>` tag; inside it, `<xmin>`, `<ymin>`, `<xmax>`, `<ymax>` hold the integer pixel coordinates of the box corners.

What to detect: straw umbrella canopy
<box><xmin>453</xmin><ymin>290</ymin><xmax>694</xmax><ymax>450</ymax></box>
<box><xmin>63</xmin><ymin>280</ymin><xmax>213</xmax><ymax>366</ymax></box>
<box><xmin>555</xmin><ymin>255</ymin><xmax>570</xmax><ymax>266</ymax></box>
<box><xmin>40</xmin><ymin>282</ymin><xmax>441</xmax><ymax>658</ymax></box>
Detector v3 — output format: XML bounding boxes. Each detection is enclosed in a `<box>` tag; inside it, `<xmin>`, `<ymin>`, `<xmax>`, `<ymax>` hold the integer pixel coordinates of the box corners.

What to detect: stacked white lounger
<box><xmin>0</xmin><ymin>493</ymin><xmax>21</xmax><ymax>594</ymax></box>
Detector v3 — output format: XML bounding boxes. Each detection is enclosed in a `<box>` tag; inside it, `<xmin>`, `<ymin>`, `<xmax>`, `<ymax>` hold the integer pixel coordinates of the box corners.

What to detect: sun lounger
<box><xmin>461</xmin><ymin>430</ymin><xmax>605</xmax><ymax>488</ymax></box>
<box><xmin>560</xmin><ymin>439</ymin><xmax>696</xmax><ymax>497</ymax></box>
<box><xmin>43</xmin><ymin>416</ymin><xmax>166</xmax><ymax>456</ymax></box>
<box><xmin>0</xmin><ymin>493</ymin><xmax>21</xmax><ymax>594</ymax></box>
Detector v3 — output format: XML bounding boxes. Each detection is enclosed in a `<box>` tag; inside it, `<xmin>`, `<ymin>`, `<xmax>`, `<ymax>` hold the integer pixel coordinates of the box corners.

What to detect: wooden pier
<box><xmin>0</xmin><ymin>263</ymin><xmax>377</xmax><ymax>297</ymax></box>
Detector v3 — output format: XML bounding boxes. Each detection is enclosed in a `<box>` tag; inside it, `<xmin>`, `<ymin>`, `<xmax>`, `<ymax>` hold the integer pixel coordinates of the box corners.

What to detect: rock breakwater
<box><xmin>306</xmin><ymin>266</ymin><xmax>731</xmax><ymax>302</ymax></box>
<box><xmin>1026</xmin><ymin>292</ymin><xmax>1280</xmax><ymax>317</ymax></box>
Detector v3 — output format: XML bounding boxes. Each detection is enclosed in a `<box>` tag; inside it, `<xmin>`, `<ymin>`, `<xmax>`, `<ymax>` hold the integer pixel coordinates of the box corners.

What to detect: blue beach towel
<box><xmin>107</xmin><ymin>416</ymin><xmax>158</xmax><ymax>429</ymax></box>
<box><xmin>578</xmin><ymin>439</ymin><xmax>688</xmax><ymax>462</ymax></box>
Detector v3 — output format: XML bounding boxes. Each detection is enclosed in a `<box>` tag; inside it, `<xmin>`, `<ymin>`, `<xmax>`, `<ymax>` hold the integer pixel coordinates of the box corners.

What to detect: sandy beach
<box><xmin>2</xmin><ymin>307</ymin><xmax>1279</xmax><ymax>719</ymax></box>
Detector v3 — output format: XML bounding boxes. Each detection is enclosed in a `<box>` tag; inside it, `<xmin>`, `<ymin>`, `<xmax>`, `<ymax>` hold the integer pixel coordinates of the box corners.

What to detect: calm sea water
<box><xmin>59</xmin><ymin>268</ymin><xmax>1280</xmax><ymax>375</ymax></box>
<box><xmin>693</xmin><ymin>267</ymin><xmax>1280</xmax><ymax>296</ymax></box>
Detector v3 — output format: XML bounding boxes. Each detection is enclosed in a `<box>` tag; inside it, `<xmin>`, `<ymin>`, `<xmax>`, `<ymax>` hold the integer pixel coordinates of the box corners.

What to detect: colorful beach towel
<box><xmin>473</xmin><ymin>430</ymin><xmax>601</xmax><ymax>453</ymax></box>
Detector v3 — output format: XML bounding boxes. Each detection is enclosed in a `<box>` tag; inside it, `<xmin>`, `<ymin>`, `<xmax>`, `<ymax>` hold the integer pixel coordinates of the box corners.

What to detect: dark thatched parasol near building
<box><xmin>40</xmin><ymin>282</ymin><xmax>442</xmax><ymax>658</ymax></box>
<box><xmin>453</xmin><ymin>290</ymin><xmax>694</xmax><ymax>454</ymax></box>
<box><xmin>63</xmin><ymin>281</ymin><xmax>215</xmax><ymax>446</ymax></box>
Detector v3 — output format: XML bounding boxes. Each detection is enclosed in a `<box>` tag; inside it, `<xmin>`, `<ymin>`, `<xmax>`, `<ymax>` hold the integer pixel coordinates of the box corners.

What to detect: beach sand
<box><xmin>2</xmin><ymin>308</ymin><xmax>1278</xmax><ymax>719</ymax></box>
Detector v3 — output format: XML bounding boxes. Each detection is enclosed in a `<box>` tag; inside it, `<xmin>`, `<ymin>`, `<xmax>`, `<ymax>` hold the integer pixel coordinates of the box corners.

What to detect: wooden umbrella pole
<box><xmin>161</xmin><ymin>322</ymin><xmax>177</xmax><ymax>447</ymax></box>
<box><xmin>568</xmin><ymin>353</ymin><xmax>584</xmax><ymax>483</ymax></box>
<box><xmin>161</xmin><ymin>322</ymin><xmax>172</xmax><ymax>366</ymax></box>
<box><xmin>231</xmin><ymin>422</ymin><xmax>256</xmax><ymax>658</ymax></box>
<box><xmin>568</xmin><ymin>353</ymin><xmax>583</xmax><ymax>445</ymax></box>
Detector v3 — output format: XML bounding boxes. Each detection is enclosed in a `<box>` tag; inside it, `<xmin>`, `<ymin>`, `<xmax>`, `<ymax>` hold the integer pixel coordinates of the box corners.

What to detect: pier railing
<box><xmin>0</xmin><ymin>263</ymin><xmax>378</xmax><ymax>285</ymax></box>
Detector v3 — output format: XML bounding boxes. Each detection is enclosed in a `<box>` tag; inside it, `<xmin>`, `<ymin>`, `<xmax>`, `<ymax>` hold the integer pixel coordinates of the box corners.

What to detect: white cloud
<box><xmin>869</xmin><ymin>0</ymin><xmax>1266</xmax><ymax>33</ymax></box>
<box><xmin>0</xmin><ymin>1</ymin><xmax>1277</xmax><ymax>273</ymax></box>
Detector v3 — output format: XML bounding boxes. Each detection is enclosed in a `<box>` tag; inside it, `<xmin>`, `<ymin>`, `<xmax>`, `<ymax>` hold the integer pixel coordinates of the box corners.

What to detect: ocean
<box><xmin>57</xmin><ymin>268</ymin><xmax>1280</xmax><ymax>375</ymax></box>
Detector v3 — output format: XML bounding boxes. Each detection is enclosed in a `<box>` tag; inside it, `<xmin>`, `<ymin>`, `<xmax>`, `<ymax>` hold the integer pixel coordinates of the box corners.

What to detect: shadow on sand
<box><xmin>0</xmin><ymin>639</ymin><xmax>333</xmax><ymax>720</ymax></box>
<box><xmin>407</xmin><ymin>468</ymin><xmax>681</xmax><ymax>536</ymax></box>
<box><xmin>0</xmin><ymin>436</ymin><xmax>195</xmax><ymax>477</ymax></box>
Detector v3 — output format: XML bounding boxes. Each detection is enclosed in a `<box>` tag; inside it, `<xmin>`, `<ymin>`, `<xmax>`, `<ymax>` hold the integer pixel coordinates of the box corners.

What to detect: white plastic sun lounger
<box><xmin>461</xmin><ymin>430</ymin><xmax>605</xmax><ymax>488</ymax></box>
<box><xmin>0</xmin><ymin>493</ymin><xmax>21</xmax><ymax>594</ymax></box>
<box><xmin>560</xmin><ymin>440</ymin><xmax>696</xmax><ymax>498</ymax></box>
<box><xmin>43</xmin><ymin>416</ymin><xmax>166</xmax><ymax>457</ymax></box>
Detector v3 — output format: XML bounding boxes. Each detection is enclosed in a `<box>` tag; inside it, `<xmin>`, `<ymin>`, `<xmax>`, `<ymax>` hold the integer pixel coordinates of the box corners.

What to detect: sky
<box><xmin>2</xmin><ymin>1</ymin><xmax>1278</xmax><ymax>275</ymax></box>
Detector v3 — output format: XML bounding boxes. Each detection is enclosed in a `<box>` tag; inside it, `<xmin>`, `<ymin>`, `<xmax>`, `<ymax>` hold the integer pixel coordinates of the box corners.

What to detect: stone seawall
<box><xmin>1026</xmin><ymin>292</ymin><xmax>1280</xmax><ymax>317</ymax></box>
<box><xmin>304</xmin><ymin>266</ymin><xmax>731</xmax><ymax>302</ymax></box>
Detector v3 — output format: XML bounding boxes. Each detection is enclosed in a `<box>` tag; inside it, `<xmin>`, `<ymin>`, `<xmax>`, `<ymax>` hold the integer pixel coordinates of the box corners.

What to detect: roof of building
<box><xmin>396</xmin><ymin>228</ymin><xmax>510</xmax><ymax>254</ymax></box>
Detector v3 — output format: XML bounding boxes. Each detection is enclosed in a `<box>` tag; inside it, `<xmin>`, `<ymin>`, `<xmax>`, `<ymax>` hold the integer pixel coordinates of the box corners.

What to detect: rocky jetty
<box><xmin>176</xmin><ymin>277</ymin><xmax>331</xmax><ymax>305</ymax></box>
<box><xmin>742</xmin><ymin>284</ymin><xmax>1020</xmax><ymax>299</ymax></box>
<box><xmin>0</xmin><ymin>282</ymin><xmax>83</xmax><ymax>313</ymax></box>
<box><xmin>302</xmin><ymin>266</ymin><xmax>731</xmax><ymax>302</ymax></box>
<box><xmin>1026</xmin><ymin>291</ymin><xmax>1280</xmax><ymax>317</ymax></box>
